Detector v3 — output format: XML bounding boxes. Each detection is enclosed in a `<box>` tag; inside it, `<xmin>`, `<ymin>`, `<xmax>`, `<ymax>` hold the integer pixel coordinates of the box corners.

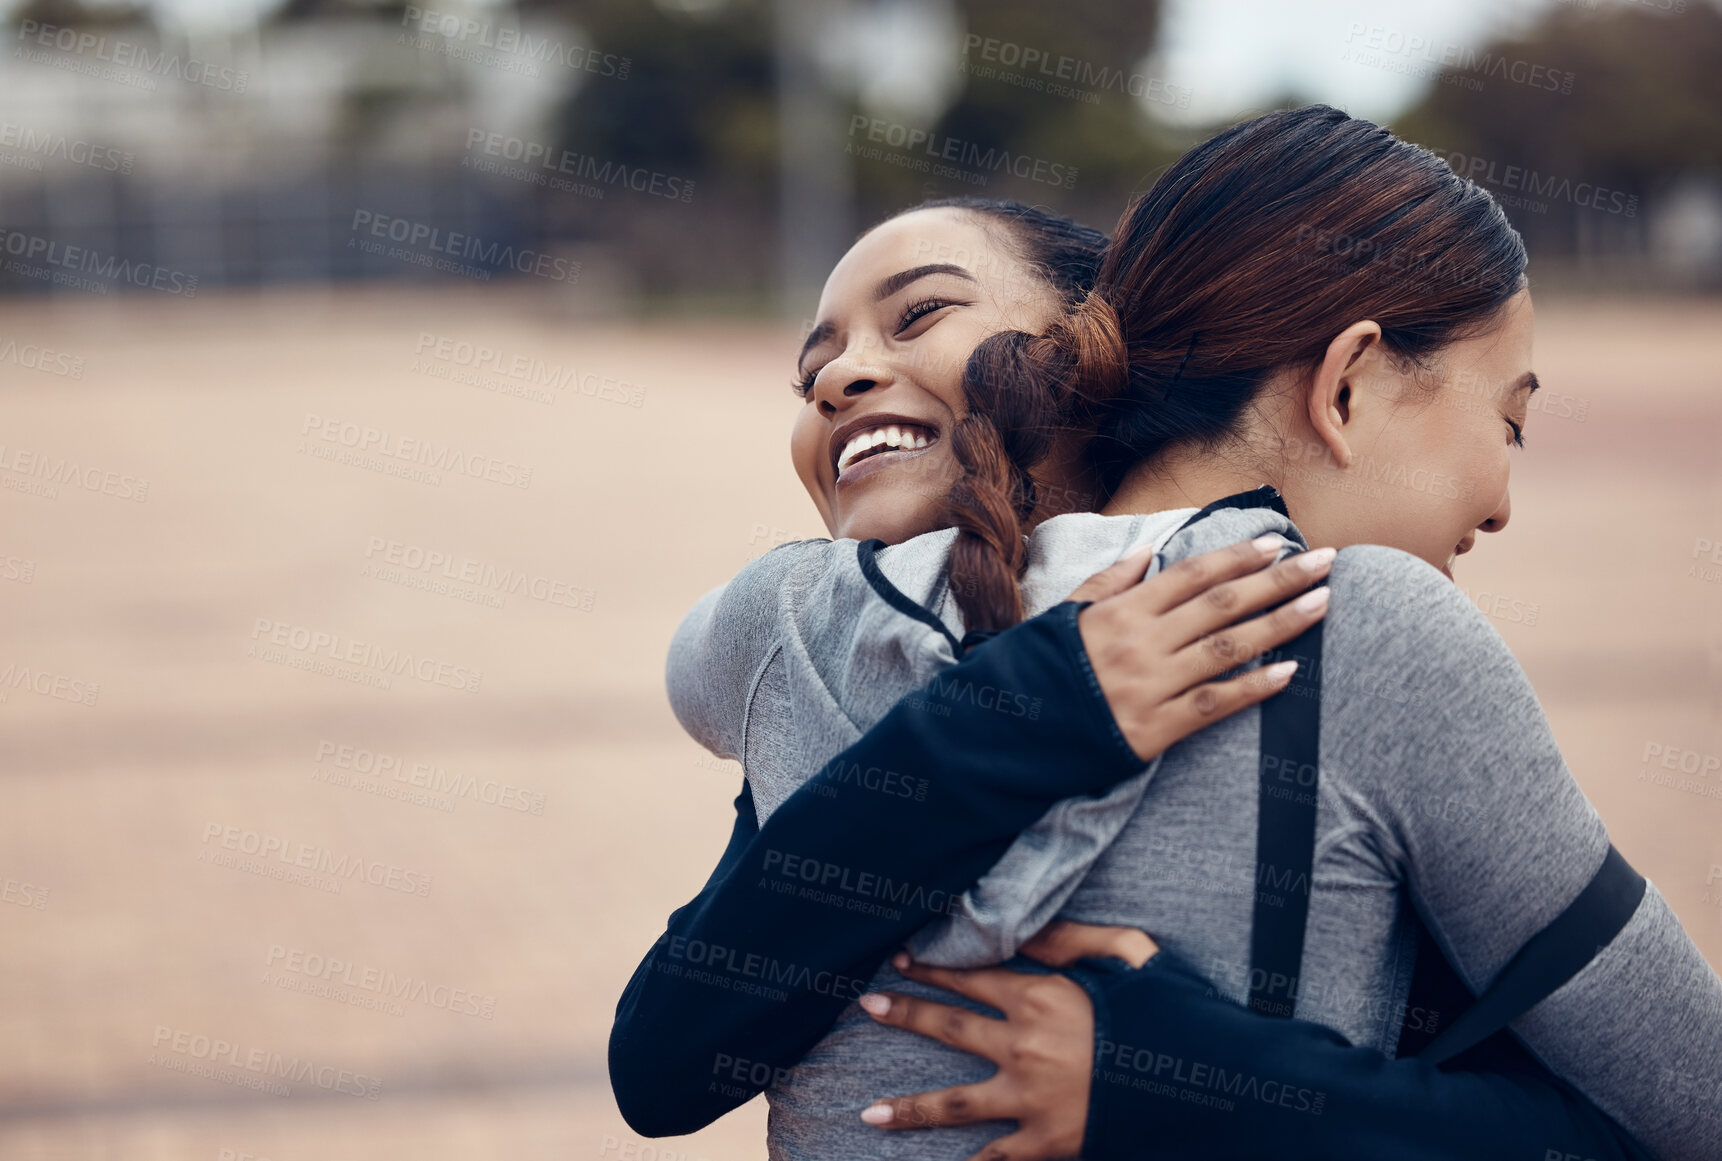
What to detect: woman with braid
<box><xmin>613</xmin><ymin>107</ymin><xmax>1721</xmax><ymax>1160</ymax></box>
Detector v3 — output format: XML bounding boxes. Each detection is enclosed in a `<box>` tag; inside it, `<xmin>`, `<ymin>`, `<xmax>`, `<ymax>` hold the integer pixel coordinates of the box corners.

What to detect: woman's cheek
<box><xmin>789</xmin><ymin>413</ymin><xmax>837</xmax><ymax>529</ymax></box>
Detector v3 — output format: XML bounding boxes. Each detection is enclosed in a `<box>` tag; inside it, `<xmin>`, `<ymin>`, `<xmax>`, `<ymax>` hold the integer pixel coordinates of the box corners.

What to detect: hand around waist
<box><xmin>856</xmin><ymin>920</ymin><xmax>1157</xmax><ymax>1161</ymax></box>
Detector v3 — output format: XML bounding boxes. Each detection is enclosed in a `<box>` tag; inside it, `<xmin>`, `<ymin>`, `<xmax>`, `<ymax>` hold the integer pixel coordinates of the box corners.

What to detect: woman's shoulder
<box><xmin>1328</xmin><ymin>544</ymin><xmax>1493</xmax><ymax>636</ymax></box>
<box><xmin>1323</xmin><ymin>543</ymin><xmax>1534</xmax><ymax>726</ymax></box>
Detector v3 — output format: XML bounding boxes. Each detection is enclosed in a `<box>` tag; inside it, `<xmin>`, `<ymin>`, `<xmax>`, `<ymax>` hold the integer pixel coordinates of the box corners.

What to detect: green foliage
<box><xmin>1395</xmin><ymin>3</ymin><xmax>1722</xmax><ymax>196</ymax></box>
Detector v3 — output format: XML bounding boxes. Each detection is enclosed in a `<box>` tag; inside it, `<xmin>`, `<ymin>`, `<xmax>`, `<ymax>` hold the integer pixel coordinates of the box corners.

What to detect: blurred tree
<box><xmin>546</xmin><ymin>0</ymin><xmax>1182</xmax><ymax>298</ymax></box>
<box><xmin>1394</xmin><ymin>2</ymin><xmax>1722</xmax><ymax>260</ymax></box>
<box><xmin>877</xmin><ymin>0</ymin><xmax>1178</xmax><ymax>228</ymax></box>
<box><xmin>7</xmin><ymin>0</ymin><xmax>151</xmax><ymax>29</ymax></box>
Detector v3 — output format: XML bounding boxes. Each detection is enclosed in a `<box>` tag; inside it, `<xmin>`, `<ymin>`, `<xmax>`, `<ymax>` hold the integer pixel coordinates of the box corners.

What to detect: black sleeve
<box><xmin>1069</xmin><ymin>950</ymin><xmax>1655</xmax><ymax>1161</ymax></box>
<box><xmin>610</xmin><ymin>599</ymin><xmax>1655</xmax><ymax>1161</ymax></box>
<box><xmin>608</xmin><ymin>600</ymin><xmax>1143</xmax><ymax>1135</ymax></box>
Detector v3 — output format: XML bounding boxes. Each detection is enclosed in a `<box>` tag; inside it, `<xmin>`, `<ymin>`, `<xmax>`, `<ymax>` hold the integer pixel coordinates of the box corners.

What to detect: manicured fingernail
<box><xmin>1252</xmin><ymin>535</ymin><xmax>1280</xmax><ymax>552</ymax></box>
<box><xmin>892</xmin><ymin>951</ymin><xmax>911</xmax><ymax>970</ymax></box>
<box><xmin>1295</xmin><ymin>586</ymin><xmax>1330</xmax><ymax>613</ymax></box>
<box><xmin>859</xmin><ymin>993</ymin><xmax>890</xmax><ymax>1017</ymax></box>
<box><xmin>1264</xmin><ymin>659</ymin><xmax>1298</xmax><ymax>681</ymax></box>
<box><xmin>1298</xmin><ymin>547</ymin><xmax>1337</xmax><ymax>571</ymax></box>
<box><xmin>861</xmin><ymin>1102</ymin><xmax>894</xmax><ymax>1125</ymax></box>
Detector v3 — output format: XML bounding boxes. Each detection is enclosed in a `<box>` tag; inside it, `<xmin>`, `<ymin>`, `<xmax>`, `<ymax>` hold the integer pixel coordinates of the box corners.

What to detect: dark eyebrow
<box><xmin>796</xmin><ymin>264</ymin><xmax>978</xmax><ymax>372</ymax></box>
<box><xmin>872</xmin><ymin>262</ymin><xmax>977</xmax><ymax>303</ymax></box>
<box><xmin>796</xmin><ymin>321</ymin><xmax>835</xmax><ymax>372</ymax></box>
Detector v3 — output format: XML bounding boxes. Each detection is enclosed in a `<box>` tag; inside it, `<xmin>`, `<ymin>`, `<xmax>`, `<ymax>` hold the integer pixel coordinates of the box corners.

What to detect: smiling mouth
<box><xmin>836</xmin><ymin>423</ymin><xmax>939</xmax><ymax>478</ymax></box>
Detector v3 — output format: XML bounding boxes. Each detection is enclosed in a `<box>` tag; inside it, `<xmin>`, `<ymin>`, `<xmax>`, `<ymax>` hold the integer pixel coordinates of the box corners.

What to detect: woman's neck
<box><xmin>1100</xmin><ymin>445</ymin><xmax>1279</xmax><ymax>518</ymax></box>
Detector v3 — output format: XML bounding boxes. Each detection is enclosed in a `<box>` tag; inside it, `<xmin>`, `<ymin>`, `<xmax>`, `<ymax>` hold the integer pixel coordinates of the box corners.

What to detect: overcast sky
<box><xmin>1153</xmin><ymin>0</ymin><xmax>1580</xmax><ymax>123</ymax></box>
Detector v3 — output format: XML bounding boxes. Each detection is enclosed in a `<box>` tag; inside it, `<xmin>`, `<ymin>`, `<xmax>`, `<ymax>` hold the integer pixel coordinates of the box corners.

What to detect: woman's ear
<box><xmin>1305</xmin><ymin>320</ymin><xmax>1382</xmax><ymax>470</ymax></box>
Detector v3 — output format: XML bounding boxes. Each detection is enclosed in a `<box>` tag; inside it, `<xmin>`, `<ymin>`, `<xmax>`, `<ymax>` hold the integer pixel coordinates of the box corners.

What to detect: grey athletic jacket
<box><xmin>668</xmin><ymin>502</ymin><xmax>1722</xmax><ymax>1161</ymax></box>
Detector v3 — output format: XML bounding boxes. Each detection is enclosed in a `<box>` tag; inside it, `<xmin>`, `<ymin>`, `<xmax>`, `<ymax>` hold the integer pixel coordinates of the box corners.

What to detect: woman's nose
<box><xmin>812</xmin><ymin>342</ymin><xmax>893</xmax><ymax>417</ymax></box>
<box><xmin>1480</xmin><ymin>488</ymin><xmax>1512</xmax><ymax>534</ymax></box>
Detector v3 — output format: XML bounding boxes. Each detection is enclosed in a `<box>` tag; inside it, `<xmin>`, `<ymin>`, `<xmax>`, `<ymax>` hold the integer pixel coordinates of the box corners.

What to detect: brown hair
<box><xmin>944</xmin><ymin>104</ymin><xmax>1528</xmax><ymax>633</ymax></box>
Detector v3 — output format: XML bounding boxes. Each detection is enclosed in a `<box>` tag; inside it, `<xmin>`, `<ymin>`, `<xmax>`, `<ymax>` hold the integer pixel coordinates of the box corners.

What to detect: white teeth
<box><xmin>837</xmin><ymin>424</ymin><xmax>935</xmax><ymax>474</ymax></box>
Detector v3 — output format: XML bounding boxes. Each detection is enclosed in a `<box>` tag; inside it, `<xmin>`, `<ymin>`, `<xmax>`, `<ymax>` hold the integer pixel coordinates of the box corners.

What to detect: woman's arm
<box><xmin>610</xmin><ymin>598</ymin><xmax>1147</xmax><ymax>1135</ymax></box>
<box><xmin>665</xmin><ymin>539</ymin><xmax>836</xmax><ymax>763</ymax></box>
<box><xmin>613</xmin><ymin>773</ymin><xmax>1652</xmax><ymax>1161</ymax></box>
<box><xmin>857</xmin><ymin>947</ymin><xmax>1651</xmax><ymax>1161</ymax></box>
<box><xmin>612</xmin><ymin>541</ymin><xmax>1325</xmax><ymax>1134</ymax></box>
<box><xmin>1329</xmin><ymin>546</ymin><xmax>1722</xmax><ymax>1160</ymax></box>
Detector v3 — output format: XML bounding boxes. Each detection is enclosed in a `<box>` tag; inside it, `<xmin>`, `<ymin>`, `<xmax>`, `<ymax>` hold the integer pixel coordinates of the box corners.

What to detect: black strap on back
<box><xmin>1405</xmin><ymin>845</ymin><xmax>1646</xmax><ymax>1066</ymax></box>
<box><xmin>870</xmin><ymin>487</ymin><xmax>1647</xmax><ymax>1051</ymax></box>
<box><xmin>1249</xmin><ymin>618</ymin><xmax>1324</xmax><ymax>1017</ymax></box>
<box><xmin>1201</xmin><ymin>482</ymin><xmax>1650</xmax><ymax>1045</ymax></box>
<box><xmin>1155</xmin><ymin>483</ymin><xmax>1319</xmax><ymax>1020</ymax></box>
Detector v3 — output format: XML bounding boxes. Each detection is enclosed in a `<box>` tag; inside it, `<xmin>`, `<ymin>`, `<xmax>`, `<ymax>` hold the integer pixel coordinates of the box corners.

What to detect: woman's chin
<box><xmin>834</xmin><ymin>500</ymin><xmax>945</xmax><ymax>547</ymax></box>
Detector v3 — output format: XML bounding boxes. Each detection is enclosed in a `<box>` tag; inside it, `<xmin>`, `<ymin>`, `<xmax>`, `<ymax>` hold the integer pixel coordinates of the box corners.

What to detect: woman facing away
<box><xmin>615</xmin><ymin>107</ymin><xmax>1722</xmax><ymax>1159</ymax></box>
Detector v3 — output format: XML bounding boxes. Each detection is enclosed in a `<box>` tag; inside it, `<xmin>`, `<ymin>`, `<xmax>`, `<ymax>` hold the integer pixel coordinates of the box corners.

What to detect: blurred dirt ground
<box><xmin>0</xmin><ymin>286</ymin><xmax>1718</xmax><ymax>1161</ymax></box>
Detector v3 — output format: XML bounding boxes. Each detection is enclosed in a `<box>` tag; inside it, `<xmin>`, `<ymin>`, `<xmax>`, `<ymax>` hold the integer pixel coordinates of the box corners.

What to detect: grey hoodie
<box><xmin>668</xmin><ymin>503</ymin><xmax>1722</xmax><ymax>1161</ymax></box>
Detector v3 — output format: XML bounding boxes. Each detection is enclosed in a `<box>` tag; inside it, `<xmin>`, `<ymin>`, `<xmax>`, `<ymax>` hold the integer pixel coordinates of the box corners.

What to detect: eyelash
<box><xmin>790</xmin><ymin>296</ymin><xmax>958</xmax><ymax>398</ymax></box>
<box><xmin>1507</xmin><ymin>420</ymin><xmax>1526</xmax><ymax>448</ymax></box>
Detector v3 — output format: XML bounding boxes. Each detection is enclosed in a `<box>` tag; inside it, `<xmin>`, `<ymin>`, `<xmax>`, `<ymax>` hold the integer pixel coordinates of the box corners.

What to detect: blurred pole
<box><xmin>774</xmin><ymin>0</ymin><xmax>855</xmax><ymax>322</ymax></box>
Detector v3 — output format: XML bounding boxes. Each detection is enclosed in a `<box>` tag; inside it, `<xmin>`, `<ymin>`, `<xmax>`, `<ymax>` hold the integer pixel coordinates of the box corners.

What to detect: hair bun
<box><xmin>1049</xmin><ymin>293</ymin><xmax>1127</xmax><ymax>407</ymax></box>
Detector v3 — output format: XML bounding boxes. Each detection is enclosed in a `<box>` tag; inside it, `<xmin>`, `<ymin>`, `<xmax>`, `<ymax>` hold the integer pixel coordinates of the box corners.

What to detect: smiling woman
<box><xmin>615</xmin><ymin>107</ymin><xmax>1722</xmax><ymax>1161</ymax></box>
<box><xmin>788</xmin><ymin>201</ymin><xmax>1109</xmax><ymax>548</ymax></box>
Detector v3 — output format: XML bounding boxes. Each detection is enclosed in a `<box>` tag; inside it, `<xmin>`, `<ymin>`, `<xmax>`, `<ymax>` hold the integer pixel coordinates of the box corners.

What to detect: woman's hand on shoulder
<box><xmin>1074</xmin><ymin>537</ymin><xmax>1334</xmax><ymax>762</ymax></box>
